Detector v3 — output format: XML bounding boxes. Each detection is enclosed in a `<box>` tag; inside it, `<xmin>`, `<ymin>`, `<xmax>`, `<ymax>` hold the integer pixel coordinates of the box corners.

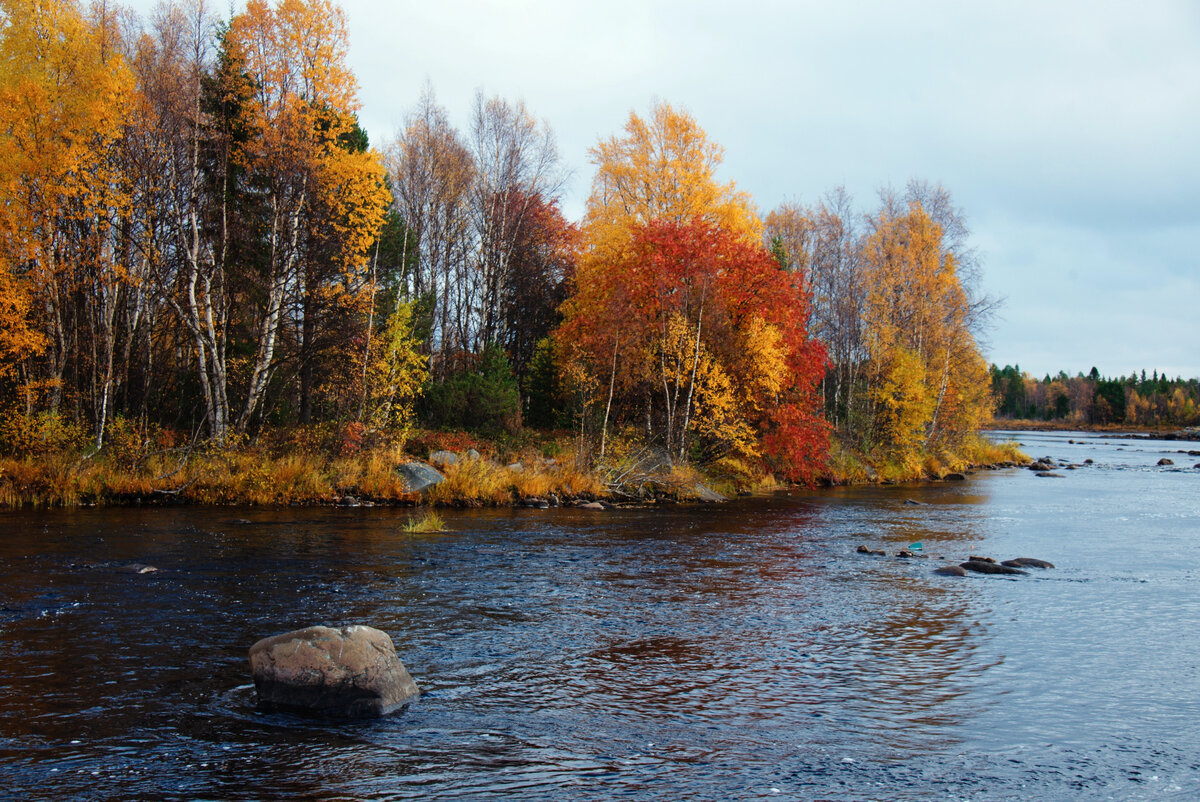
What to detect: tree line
<box><xmin>0</xmin><ymin>0</ymin><xmax>998</xmax><ymax>483</ymax></box>
<box><xmin>991</xmin><ymin>365</ymin><xmax>1200</xmax><ymax>428</ymax></box>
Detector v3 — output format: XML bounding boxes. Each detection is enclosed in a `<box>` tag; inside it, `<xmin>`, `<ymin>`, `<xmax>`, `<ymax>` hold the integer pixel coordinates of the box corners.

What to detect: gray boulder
<box><xmin>691</xmin><ymin>483</ymin><xmax>728</xmax><ymax>503</ymax></box>
<box><xmin>249</xmin><ymin>625</ymin><xmax>418</xmax><ymax>718</ymax></box>
<box><xmin>397</xmin><ymin>461</ymin><xmax>445</xmax><ymax>493</ymax></box>
<box><xmin>429</xmin><ymin>450</ymin><xmax>458</xmax><ymax>468</ymax></box>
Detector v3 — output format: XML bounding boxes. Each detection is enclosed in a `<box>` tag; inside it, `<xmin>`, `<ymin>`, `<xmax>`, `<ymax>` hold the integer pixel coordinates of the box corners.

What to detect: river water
<box><xmin>1</xmin><ymin>430</ymin><xmax>1198</xmax><ymax>800</ymax></box>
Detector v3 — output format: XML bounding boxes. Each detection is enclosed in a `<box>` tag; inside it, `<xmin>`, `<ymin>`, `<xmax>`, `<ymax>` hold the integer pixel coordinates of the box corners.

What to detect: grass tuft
<box><xmin>402</xmin><ymin>510</ymin><xmax>446</xmax><ymax>534</ymax></box>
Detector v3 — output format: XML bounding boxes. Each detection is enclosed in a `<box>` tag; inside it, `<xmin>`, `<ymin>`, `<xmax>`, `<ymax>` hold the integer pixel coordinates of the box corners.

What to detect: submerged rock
<box><xmin>249</xmin><ymin>625</ymin><xmax>418</xmax><ymax>718</ymax></box>
<box><xmin>1035</xmin><ymin>471</ymin><xmax>1065</xmax><ymax>478</ymax></box>
<box><xmin>578</xmin><ymin>501</ymin><xmax>606</xmax><ymax>510</ymax></box>
<box><xmin>397</xmin><ymin>462</ymin><xmax>445</xmax><ymax>493</ymax></box>
<box><xmin>1002</xmin><ymin>557</ymin><xmax>1055</xmax><ymax>569</ymax></box>
<box><xmin>116</xmin><ymin>563</ymin><xmax>159</xmax><ymax>574</ymax></box>
<box><xmin>960</xmin><ymin>560</ymin><xmax>1027</xmax><ymax>576</ymax></box>
<box><xmin>934</xmin><ymin>565</ymin><xmax>968</xmax><ymax>577</ymax></box>
<box><xmin>856</xmin><ymin>545</ymin><xmax>885</xmax><ymax>556</ymax></box>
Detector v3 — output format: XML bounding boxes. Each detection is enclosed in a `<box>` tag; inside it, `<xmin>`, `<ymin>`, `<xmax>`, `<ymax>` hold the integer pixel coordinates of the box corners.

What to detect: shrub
<box><xmin>421</xmin><ymin>345</ymin><xmax>521</xmax><ymax>434</ymax></box>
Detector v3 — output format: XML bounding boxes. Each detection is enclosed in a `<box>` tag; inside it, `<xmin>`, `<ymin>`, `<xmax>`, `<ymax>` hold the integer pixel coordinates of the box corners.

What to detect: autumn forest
<box><xmin>0</xmin><ymin>0</ymin><xmax>1033</xmax><ymax>504</ymax></box>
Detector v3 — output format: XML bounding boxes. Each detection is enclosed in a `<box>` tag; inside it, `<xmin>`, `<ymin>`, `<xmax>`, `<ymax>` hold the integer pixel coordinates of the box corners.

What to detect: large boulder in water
<box><xmin>249</xmin><ymin>625</ymin><xmax>418</xmax><ymax>718</ymax></box>
<box><xmin>397</xmin><ymin>461</ymin><xmax>444</xmax><ymax>493</ymax></box>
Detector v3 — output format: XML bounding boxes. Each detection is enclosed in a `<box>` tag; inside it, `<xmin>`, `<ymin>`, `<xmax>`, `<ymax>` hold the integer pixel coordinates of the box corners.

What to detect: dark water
<box><xmin>2</xmin><ymin>431</ymin><xmax>1198</xmax><ymax>800</ymax></box>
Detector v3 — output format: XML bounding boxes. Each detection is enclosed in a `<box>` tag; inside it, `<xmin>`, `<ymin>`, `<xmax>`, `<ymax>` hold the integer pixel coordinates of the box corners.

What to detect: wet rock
<box><xmin>397</xmin><ymin>462</ymin><xmax>445</xmax><ymax>493</ymax></box>
<box><xmin>1157</xmin><ymin>458</ymin><xmax>1174</xmax><ymax>466</ymax></box>
<box><xmin>691</xmin><ymin>484</ymin><xmax>727</xmax><ymax>503</ymax></box>
<box><xmin>1189</xmin><ymin>450</ymin><xmax>1200</xmax><ymax>457</ymax></box>
<box><xmin>1002</xmin><ymin>557</ymin><xmax>1055</xmax><ymax>569</ymax></box>
<box><xmin>578</xmin><ymin>501</ymin><xmax>606</xmax><ymax>510</ymax></box>
<box><xmin>249</xmin><ymin>625</ymin><xmax>418</xmax><ymax>719</ymax></box>
<box><xmin>943</xmin><ymin>472</ymin><xmax>967</xmax><ymax>481</ymax></box>
<box><xmin>934</xmin><ymin>565</ymin><xmax>968</xmax><ymax>577</ymax></box>
<box><xmin>1194</xmin><ymin>463</ymin><xmax>1200</xmax><ymax>470</ymax></box>
<box><xmin>895</xmin><ymin>549</ymin><xmax>925</xmax><ymax>558</ymax></box>
<box><xmin>521</xmin><ymin>497</ymin><xmax>549</xmax><ymax>509</ymax></box>
<box><xmin>117</xmin><ymin>563</ymin><xmax>159</xmax><ymax>574</ymax></box>
<box><xmin>856</xmin><ymin>545</ymin><xmax>885</xmax><ymax>556</ymax></box>
<box><xmin>961</xmin><ymin>560</ymin><xmax>1027</xmax><ymax>575</ymax></box>
<box><xmin>903</xmin><ymin>499</ymin><xmax>927</xmax><ymax>505</ymax></box>
<box><xmin>1035</xmin><ymin>471</ymin><xmax>1065</xmax><ymax>478</ymax></box>
<box><xmin>1083</xmin><ymin>458</ymin><xmax>1094</xmax><ymax>464</ymax></box>
<box><xmin>337</xmin><ymin>495</ymin><xmax>361</xmax><ymax>507</ymax></box>
<box><xmin>967</xmin><ymin>555</ymin><xmax>996</xmax><ymax>563</ymax></box>
<box><xmin>1029</xmin><ymin>461</ymin><xmax>1054</xmax><ymax>472</ymax></box>
<box><xmin>429</xmin><ymin>450</ymin><xmax>458</xmax><ymax>468</ymax></box>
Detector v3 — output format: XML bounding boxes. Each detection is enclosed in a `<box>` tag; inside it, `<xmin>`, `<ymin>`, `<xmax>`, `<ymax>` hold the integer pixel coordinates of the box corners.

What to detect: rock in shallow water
<box><xmin>1002</xmin><ymin>557</ymin><xmax>1055</xmax><ymax>569</ymax></box>
<box><xmin>249</xmin><ymin>625</ymin><xmax>418</xmax><ymax>718</ymax></box>
<box><xmin>961</xmin><ymin>560</ymin><xmax>1027</xmax><ymax>576</ymax></box>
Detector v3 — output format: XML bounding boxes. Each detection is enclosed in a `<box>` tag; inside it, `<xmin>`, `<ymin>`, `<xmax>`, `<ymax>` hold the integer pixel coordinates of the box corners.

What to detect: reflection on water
<box><xmin>2</xmin><ymin>430</ymin><xmax>1199</xmax><ymax>798</ymax></box>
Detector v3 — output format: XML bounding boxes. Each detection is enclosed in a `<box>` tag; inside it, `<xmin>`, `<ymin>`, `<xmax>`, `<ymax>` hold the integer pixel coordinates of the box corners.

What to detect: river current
<box><xmin>1</xmin><ymin>430</ymin><xmax>1198</xmax><ymax>800</ymax></box>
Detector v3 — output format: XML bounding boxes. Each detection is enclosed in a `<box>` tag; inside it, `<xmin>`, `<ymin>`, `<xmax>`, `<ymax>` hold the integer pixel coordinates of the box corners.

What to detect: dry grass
<box><xmin>425</xmin><ymin>456</ymin><xmax>512</xmax><ymax>506</ymax></box>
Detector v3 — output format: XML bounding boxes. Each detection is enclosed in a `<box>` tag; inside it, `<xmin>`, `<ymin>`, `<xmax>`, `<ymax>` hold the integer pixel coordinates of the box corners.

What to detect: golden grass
<box><xmin>0</xmin><ymin>426</ymin><xmax>1026</xmax><ymax>508</ymax></box>
<box><xmin>402</xmin><ymin>510</ymin><xmax>446</xmax><ymax>534</ymax></box>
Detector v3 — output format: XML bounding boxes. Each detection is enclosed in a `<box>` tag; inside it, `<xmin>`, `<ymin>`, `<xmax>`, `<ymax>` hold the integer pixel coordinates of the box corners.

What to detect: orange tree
<box><xmin>559</xmin><ymin>217</ymin><xmax>828</xmax><ymax>483</ymax></box>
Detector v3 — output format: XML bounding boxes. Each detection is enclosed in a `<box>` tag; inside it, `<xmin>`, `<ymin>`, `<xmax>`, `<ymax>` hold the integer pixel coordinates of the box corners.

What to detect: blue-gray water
<box><xmin>1</xmin><ymin>430</ymin><xmax>1198</xmax><ymax>800</ymax></box>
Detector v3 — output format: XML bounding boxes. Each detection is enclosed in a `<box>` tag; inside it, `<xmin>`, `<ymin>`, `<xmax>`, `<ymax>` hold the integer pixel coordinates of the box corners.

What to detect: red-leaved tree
<box><xmin>559</xmin><ymin>217</ymin><xmax>829</xmax><ymax>483</ymax></box>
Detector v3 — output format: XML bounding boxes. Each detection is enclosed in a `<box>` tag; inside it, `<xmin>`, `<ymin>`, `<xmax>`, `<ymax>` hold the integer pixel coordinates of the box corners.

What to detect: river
<box><xmin>2</xmin><ymin>430</ymin><xmax>1198</xmax><ymax>800</ymax></box>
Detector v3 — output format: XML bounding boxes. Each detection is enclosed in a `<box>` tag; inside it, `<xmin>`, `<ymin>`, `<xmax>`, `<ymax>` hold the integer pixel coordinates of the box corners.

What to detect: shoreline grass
<box><xmin>0</xmin><ymin>428</ymin><xmax>1030</xmax><ymax>509</ymax></box>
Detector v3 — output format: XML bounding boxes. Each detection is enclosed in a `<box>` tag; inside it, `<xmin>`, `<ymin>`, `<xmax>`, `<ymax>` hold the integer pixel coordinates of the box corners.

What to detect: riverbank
<box><xmin>0</xmin><ymin>428</ymin><xmax>1028</xmax><ymax>509</ymax></box>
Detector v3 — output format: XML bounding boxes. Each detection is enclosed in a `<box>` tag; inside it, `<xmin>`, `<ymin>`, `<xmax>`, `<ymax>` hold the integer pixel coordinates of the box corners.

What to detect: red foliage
<box><xmin>560</xmin><ymin>217</ymin><xmax>829</xmax><ymax>482</ymax></box>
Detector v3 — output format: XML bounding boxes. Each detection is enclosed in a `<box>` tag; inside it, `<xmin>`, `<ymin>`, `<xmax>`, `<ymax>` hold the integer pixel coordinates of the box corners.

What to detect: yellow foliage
<box><xmin>871</xmin><ymin>345</ymin><xmax>933</xmax><ymax>461</ymax></box>
<box><xmin>364</xmin><ymin>300</ymin><xmax>428</xmax><ymax>434</ymax></box>
<box><xmin>584</xmin><ymin>101</ymin><xmax>761</xmax><ymax>248</ymax></box>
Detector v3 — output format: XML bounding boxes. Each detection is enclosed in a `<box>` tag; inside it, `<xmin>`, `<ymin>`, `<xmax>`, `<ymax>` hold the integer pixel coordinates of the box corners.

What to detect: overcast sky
<box><xmin>132</xmin><ymin>0</ymin><xmax>1200</xmax><ymax>379</ymax></box>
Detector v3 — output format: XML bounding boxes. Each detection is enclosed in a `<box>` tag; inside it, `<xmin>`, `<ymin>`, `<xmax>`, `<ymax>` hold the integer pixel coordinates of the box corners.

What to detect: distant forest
<box><xmin>990</xmin><ymin>366</ymin><xmax>1200</xmax><ymax>428</ymax></box>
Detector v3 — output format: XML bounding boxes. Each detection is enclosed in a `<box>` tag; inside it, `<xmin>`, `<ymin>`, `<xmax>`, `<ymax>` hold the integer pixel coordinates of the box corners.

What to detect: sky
<box><xmin>127</xmin><ymin>0</ymin><xmax>1200</xmax><ymax>379</ymax></box>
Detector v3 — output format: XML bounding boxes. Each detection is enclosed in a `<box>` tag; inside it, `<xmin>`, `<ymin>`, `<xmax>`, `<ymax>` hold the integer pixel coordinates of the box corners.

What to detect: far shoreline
<box><xmin>986</xmin><ymin>419</ymin><xmax>1200</xmax><ymax>441</ymax></box>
